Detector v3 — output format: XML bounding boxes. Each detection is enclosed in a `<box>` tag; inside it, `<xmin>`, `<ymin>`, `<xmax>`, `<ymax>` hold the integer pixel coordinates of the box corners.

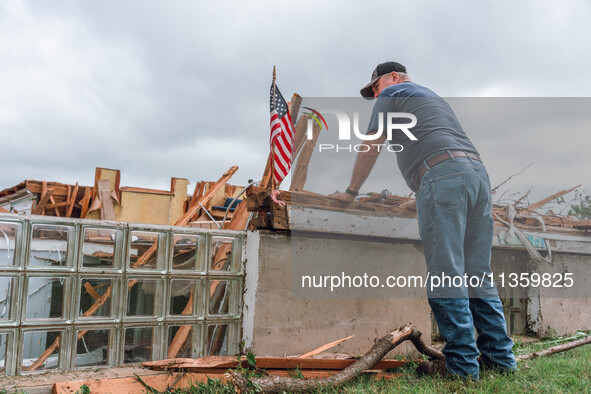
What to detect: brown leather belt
<box><xmin>412</xmin><ymin>150</ymin><xmax>481</xmax><ymax>190</ymax></box>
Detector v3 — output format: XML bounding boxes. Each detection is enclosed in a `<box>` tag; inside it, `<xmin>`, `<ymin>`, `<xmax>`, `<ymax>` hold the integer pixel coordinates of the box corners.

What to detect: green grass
<box><xmin>161</xmin><ymin>338</ymin><xmax>591</xmax><ymax>393</ymax></box>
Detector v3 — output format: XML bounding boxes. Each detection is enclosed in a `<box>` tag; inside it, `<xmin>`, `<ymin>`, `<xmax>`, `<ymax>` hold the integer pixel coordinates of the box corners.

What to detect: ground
<box><xmin>1</xmin><ymin>335</ymin><xmax>589</xmax><ymax>393</ymax></box>
<box><xmin>179</xmin><ymin>335</ymin><xmax>591</xmax><ymax>393</ymax></box>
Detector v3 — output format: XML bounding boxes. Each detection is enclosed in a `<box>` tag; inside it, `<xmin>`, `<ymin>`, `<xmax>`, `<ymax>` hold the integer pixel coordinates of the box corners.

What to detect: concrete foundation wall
<box><xmin>244</xmin><ymin>231</ymin><xmax>432</xmax><ymax>357</ymax></box>
<box><xmin>242</xmin><ymin>208</ymin><xmax>591</xmax><ymax>356</ymax></box>
<box><xmin>535</xmin><ymin>253</ymin><xmax>591</xmax><ymax>336</ymax></box>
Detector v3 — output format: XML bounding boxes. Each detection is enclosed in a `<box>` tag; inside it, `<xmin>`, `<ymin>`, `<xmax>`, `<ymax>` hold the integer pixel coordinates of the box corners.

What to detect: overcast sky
<box><xmin>1</xmin><ymin>0</ymin><xmax>589</xmax><ymax>207</ymax></box>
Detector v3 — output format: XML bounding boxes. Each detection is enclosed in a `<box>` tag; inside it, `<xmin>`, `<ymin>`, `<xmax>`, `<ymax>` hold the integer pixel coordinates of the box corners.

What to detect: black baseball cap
<box><xmin>360</xmin><ymin>61</ymin><xmax>407</xmax><ymax>99</ymax></box>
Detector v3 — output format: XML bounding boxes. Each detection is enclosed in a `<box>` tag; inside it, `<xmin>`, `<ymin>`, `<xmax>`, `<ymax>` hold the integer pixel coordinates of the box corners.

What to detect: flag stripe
<box><xmin>269</xmin><ymin>84</ymin><xmax>295</xmax><ymax>184</ymax></box>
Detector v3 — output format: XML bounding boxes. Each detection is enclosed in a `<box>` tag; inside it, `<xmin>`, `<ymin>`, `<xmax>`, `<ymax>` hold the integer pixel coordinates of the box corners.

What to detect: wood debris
<box><xmin>0</xmin><ymin>166</ymin><xmax>244</xmax><ymax>227</ymax></box>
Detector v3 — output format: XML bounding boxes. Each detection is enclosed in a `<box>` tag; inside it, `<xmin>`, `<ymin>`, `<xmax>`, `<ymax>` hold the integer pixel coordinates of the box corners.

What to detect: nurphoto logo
<box><xmin>304</xmin><ymin>108</ymin><xmax>418</xmax><ymax>153</ymax></box>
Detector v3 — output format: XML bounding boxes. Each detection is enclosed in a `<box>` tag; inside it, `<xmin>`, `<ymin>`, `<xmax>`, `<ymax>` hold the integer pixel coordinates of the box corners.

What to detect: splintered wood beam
<box><xmin>24</xmin><ymin>336</ymin><xmax>60</xmax><ymax>371</ymax></box>
<box><xmin>171</xmin><ymin>154</ymin><xmax>272</xmax><ymax>358</ymax></box>
<box><xmin>290</xmin><ymin>93</ymin><xmax>302</xmax><ymax>122</ymax></box>
<box><xmin>69</xmin><ymin>167</ymin><xmax>241</xmax><ymax>363</ymax></box>
<box><xmin>190</xmin><ymin>181</ymin><xmax>205</xmax><ymax>209</ymax></box>
<box><xmin>98</xmin><ymin>179</ymin><xmax>115</xmax><ymax>220</ymax></box>
<box><xmin>33</xmin><ymin>185</ymin><xmax>55</xmax><ymax>215</ymax></box>
<box><xmin>572</xmin><ymin>219</ymin><xmax>591</xmax><ymax>230</ymax></box>
<box><xmin>79</xmin><ymin>187</ymin><xmax>92</xmax><ymax>218</ymax></box>
<box><xmin>291</xmin><ymin>114</ymin><xmax>312</xmax><ymax>162</ymax></box>
<box><xmin>45</xmin><ymin>201</ymin><xmax>70</xmax><ymax>209</ymax></box>
<box><xmin>133</xmin><ymin>166</ymin><xmax>239</xmax><ymax>269</ymax></box>
<box><xmin>83</xmin><ymin>282</ymin><xmax>102</xmax><ymax>301</ymax></box>
<box><xmin>526</xmin><ymin>185</ymin><xmax>581</xmax><ymax>211</ymax></box>
<box><xmin>52</xmin><ymin>373</ymin><xmax>228</xmax><ymax>393</ymax></box>
<box><xmin>246</xmin><ymin>187</ymin><xmax>410</xmax><ymax>217</ymax></box>
<box><xmin>66</xmin><ymin>182</ymin><xmax>79</xmax><ymax>217</ymax></box>
<box><xmin>22</xmin><ymin>181</ymin><xmax>73</xmax><ymax>198</ymax></box>
<box><xmin>26</xmin><ymin>285</ymin><xmax>112</xmax><ymax>371</ymax></box>
<box><xmin>48</xmin><ymin>195</ymin><xmax>61</xmax><ymax>216</ymax></box>
<box><xmin>297</xmin><ymin>335</ymin><xmax>355</xmax><ymax>359</ymax></box>
<box><xmin>290</xmin><ymin>119</ymin><xmax>321</xmax><ymax>191</ymax></box>
<box><xmin>178</xmin><ymin>166</ymin><xmax>239</xmax><ymax>226</ymax></box>
<box><xmin>143</xmin><ymin>356</ymin><xmax>408</xmax><ymax>371</ymax></box>
<box><xmin>167</xmin><ymin>290</ymin><xmax>194</xmax><ymax>359</ymax></box>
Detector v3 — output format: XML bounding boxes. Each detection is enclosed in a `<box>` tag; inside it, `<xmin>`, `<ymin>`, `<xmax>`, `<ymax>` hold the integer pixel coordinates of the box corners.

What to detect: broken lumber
<box><xmin>297</xmin><ymin>335</ymin><xmax>355</xmax><ymax>359</ymax></box>
<box><xmin>526</xmin><ymin>185</ymin><xmax>581</xmax><ymax>211</ymax></box>
<box><xmin>66</xmin><ymin>182</ymin><xmax>79</xmax><ymax>217</ymax></box>
<box><xmin>79</xmin><ymin>187</ymin><xmax>92</xmax><ymax>218</ymax></box>
<box><xmin>32</xmin><ymin>184</ymin><xmax>55</xmax><ymax>215</ymax></box>
<box><xmin>572</xmin><ymin>219</ymin><xmax>591</xmax><ymax>231</ymax></box>
<box><xmin>52</xmin><ymin>372</ymin><xmax>227</xmax><ymax>394</ymax></box>
<box><xmin>52</xmin><ymin>370</ymin><xmax>400</xmax><ymax>393</ymax></box>
<box><xmin>290</xmin><ymin>116</ymin><xmax>321</xmax><ymax>191</ymax></box>
<box><xmin>98</xmin><ymin>179</ymin><xmax>115</xmax><ymax>220</ymax></box>
<box><xmin>142</xmin><ymin>356</ymin><xmax>407</xmax><ymax>371</ymax></box>
<box><xmin>229</xmin><ymin>324</ymin><xmax>442</xmax><ymax>393</ymax></box>
<box><xmin>246</xmin><ymin>186</ymin><xmax>411</xmax><ymax>217</ymax></box>
<box><xmin>179</xmin><ymin>166</ymin><xmax>238</xmax><ymax>226</ymax></box>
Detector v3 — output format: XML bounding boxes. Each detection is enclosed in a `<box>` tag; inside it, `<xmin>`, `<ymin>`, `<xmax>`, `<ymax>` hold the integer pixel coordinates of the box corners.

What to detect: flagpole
<box><xmin>271</xmin><ymin>65</ymin><xmax>277</xmax><ymax>191</ymax></box>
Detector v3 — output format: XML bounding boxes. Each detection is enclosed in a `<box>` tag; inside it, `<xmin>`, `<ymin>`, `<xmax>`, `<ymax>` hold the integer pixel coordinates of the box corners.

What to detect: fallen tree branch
<box><xmin>229</xmin><ymin>323</ymin><xmax>443</xmax><ymax>393</ymax></box>
<box><xmin>517</xmin><ymin>335</ymin><xmax>591</xmax><ymax>360</ymax></box>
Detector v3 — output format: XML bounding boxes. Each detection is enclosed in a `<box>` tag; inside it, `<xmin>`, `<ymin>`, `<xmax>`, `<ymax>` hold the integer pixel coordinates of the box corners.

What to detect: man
<box><xmin>330</xmin><ymin>61</ymin><xmax>516</xmax><ymax>380</ymax></box>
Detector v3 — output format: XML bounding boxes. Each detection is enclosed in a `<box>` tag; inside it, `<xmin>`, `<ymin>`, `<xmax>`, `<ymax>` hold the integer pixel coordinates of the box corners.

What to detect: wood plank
<box><xmin>167</xmin><ymin>290</ymin><xmax>194</xmax><ymax>359</ymax></box>
<box><xmin>32</xmin><ymin>186</ymin><xmax>55</xmax><ymax>215</ymax></box>
<box><xmin>290</xmin><ymin>117</ymin><xmax>321</xmax><ymax>191</ymax></box>
<box><xmin>297</xmin><ymin>335</ymin><xmax>355</xmax><ymax>359</ymax></box>
<box><xmin>572</xmin><ymin>219</ymin><xmax>591</xmax><ymax>230</ymax></box>
<box><xmin>52</xmin><ymin>370</ymin><xmax>402</xmax><ymax>393</ymax></box>
<box><xmin>79</xmin><ymin>187</ymin><xmax>92</xmax><ymax>218</ymax></box>
<box><xmin>52</xmin><ymin>372</ymin><xmax>227</xmax><ymax>394</ymax></box>
<box><xmin>83</xmin><ymin>282</ymin><xmax>102</xmax><ymax>301</ymax></box>
<box><xmin>142</xmin><ymin>356</ymin><xmax>407</xmax><ymax>371</ymax></box>
<box><xmin>190</xmin><ymin>181</ymin><xmax>204</xmax><ymax>209</ymax></box>
<box><xmin>66</xmin><ymin>182</ymin><xmax>79</xmax><ymax>217</ymax></box>
<box><xmin>289</xmin><ymin>93</ymin><xmax>302</xmax><ymax>123</ymax></box>
<box><xmin>119</xmin><ymin>186</ymin><xmax>174</xmax><ymax>195</ymax></box>
<box><xmin>0</xmin><ymin>206</ymin><xmax>9</xmax><ymax>213</ymax></box>
<box><xmin>98</xmin><ymin>179</ymin><xmax>115</xmax><ymax>220</ymax></box>
<box><xmin>48</xmin><ymin>195</ymin><xmax>61</xmax><ymax>216</ymax></box>
<box><xmin>93</xmin><ymin>168</ymin><xmax>121</xmax><ymax>200</ymax></box>
<box><xmin>41</xmin><ymin>181</ymin><xmax>47</xmax><ymax>214</ymax></box>
<box><xmin>526</xmin><ymin>185</ymin><xmax>581</xmax><ymax>211</ymax></box>
<box><xmin>23</xmin><ymin>181</ymin><xmax>73</xmax><ymax>197</ymax></box>
<box><xmin>271</xmin><ymin>203</ymin><xmax>289</xmax><ymax>230</ymax></box>
<box><xmin>290</xmin><ymin>113</ymin><xmax>312</xmax><ymax>163</ymax></box>
<box><xmin>45</xmin><ymin>201</ymin><xmax>70</xmax><ymax>209</ymax></box>
<box><xmin>246</xmin><ymin>187</ymin><xmax>410</xmax><ymax>217</ymax></box>
<box><xmin>178</xmin><ymin>166</ymin><xmax>238</xmax><ymax>226</ymax></box>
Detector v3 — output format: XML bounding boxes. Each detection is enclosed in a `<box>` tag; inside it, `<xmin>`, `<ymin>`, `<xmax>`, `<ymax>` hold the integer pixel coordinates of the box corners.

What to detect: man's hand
<box><xmin>399</xmin><ymin>199</ymin><xmax>416</xmax><ymax>211</ymax></box>
<box><xmin>328</xmin><ymin>192</ymin><xmax>356</xmax><ymax>203</ymax></box>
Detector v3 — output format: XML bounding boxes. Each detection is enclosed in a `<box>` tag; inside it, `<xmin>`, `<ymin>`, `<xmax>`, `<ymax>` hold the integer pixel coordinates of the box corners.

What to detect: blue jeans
<box><xmin>415</xmin><ymin>154</ymin><xmax>516</xmax><ymax>379</ymax></box>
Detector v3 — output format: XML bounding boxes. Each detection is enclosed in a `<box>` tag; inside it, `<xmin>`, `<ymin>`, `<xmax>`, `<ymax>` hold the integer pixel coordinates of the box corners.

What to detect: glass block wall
<box><xmin>0</xmin><ymin>214</ymin><xmax>243</xmax><ymax>376</ymax></box>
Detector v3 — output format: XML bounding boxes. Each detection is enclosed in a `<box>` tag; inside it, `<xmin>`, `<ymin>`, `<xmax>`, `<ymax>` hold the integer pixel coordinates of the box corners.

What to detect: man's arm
<box><xmin>329</xmin><ymin>133</ymin><xmax>387</xmax><ymax>203</ymax></box>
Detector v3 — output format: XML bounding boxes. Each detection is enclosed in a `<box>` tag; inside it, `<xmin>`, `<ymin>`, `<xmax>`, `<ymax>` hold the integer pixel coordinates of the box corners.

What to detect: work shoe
<box><xmin>417</xmin><ymin>359</ymin><xmax>449</xmax><ymax>377</ymax></box>
<box><xmin>478</xmin><ymin>355</ymin><xmax>517</xmax><ymax>374</ymax></box>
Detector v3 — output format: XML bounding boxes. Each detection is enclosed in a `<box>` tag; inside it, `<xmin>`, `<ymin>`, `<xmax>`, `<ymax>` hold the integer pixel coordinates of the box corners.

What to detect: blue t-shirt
<box><xmin>367</xmin><ymin>82</ymin><xmax>478</xmax><ymax>191</ymax></box>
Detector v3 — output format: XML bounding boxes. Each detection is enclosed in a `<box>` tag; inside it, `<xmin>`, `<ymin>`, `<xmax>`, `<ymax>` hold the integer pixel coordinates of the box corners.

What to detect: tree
<box><xmin>569</xmin><ymin>193</ymin><xmax>591</xmax><ymax>220</ymax></box>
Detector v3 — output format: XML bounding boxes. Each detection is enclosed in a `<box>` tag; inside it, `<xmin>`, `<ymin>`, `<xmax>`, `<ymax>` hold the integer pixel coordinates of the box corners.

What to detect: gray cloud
<box><xmin>0</xmin><ymin>0</ymin><xmax>589</xmax><ymax>205</ymax></box>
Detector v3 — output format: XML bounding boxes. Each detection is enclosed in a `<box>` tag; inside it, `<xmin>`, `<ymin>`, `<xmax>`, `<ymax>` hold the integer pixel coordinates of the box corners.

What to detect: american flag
<box><xmin>269</xmin><ymin>84</ymin><xmax>295</xmax><ymax>184</ymax></box>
